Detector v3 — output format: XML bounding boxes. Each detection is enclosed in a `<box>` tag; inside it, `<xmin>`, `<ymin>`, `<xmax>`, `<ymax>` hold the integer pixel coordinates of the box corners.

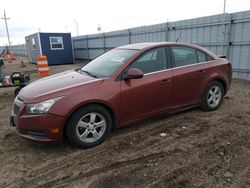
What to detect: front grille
<box><xmin>26</xmin><ymin>130</ymin><xmax>48</xmax><ymax>139</ymax></box>
<box><xmin>13</xmin><ymin>104</ymin><xmax>20</xmax><ymax>114</ymax></box>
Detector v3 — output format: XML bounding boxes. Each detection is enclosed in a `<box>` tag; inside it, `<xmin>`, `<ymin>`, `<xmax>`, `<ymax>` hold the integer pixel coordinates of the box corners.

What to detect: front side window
<box><xmin>129</xmin><ymin>47</ymin><xmax>167</xmax><ymax>74</ymax></box>
<box><xmin>80</xmin><ymin>49</ymin><xmax>138</xmax><ymax>78</ymax></box>
<box><xmin>50</xmin><ymin>37</ymin><xmax>64</xmax><ymax>50</ymax></box>
<box><xmin>171</xmin><ymin>46</ymin><xmax>198</xmax><ymax>67</ymax></box>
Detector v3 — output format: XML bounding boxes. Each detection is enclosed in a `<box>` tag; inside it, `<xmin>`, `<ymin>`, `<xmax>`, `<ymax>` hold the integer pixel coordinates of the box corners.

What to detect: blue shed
<box><xmin>25</xmin><ymin>32</ymin><xmax>74</xmax><ymax>65</ymax></box>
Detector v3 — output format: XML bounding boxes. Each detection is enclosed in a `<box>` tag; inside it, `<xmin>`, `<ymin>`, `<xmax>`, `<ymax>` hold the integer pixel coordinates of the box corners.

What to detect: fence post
<box><xmin>165</xmin><ymin>22</ymin><xmax>168</xmax><ymax>42</ymax></box>
<box><xmin>86</xmin><ymin>35</ymin><xmax>90</xmax><ymax>61</ymax></box>
<box><xmin>103</xmin><ymin>33</ymin><xmax>106</xmax><ymax>52</ymax></box>
<box><xmin>226</xmin><ymin>13</ymin><xmax>232</xmax><ymax>59</ymax></box>
<box><xmin>22</xmin><ymin>45</ymin><xmax>25</xmax><ymax>57</ymax></box>
<box><xmin>128</xmin><ymin>29</ymin><xmax>131</xmax><ymax>44</ymax></box>
<box><xmin>71</xmin><ymin>38</ymin><xmax>76</xmax><ymax>63</ymax></box>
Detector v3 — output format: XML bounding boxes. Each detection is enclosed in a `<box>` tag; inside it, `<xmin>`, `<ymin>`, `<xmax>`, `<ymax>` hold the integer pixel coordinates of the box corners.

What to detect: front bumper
<box><xmin>10</xmin><ymin>98</ymin><xmax>66</xmax><ymax>144</ymax></box>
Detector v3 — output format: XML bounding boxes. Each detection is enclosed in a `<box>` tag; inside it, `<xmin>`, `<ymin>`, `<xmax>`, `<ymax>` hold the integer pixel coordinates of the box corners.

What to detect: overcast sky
<box><xmin>1</xmin><ymin>0</ymin><xmax>250</xmax><ymax>45</ymax></box>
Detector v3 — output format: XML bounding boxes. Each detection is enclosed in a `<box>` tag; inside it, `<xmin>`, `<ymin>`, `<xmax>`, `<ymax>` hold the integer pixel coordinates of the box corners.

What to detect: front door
<box><xmin>120</xmin><ymin>47</ymin><xmax>173</xmax><ymax>124</ymax></box>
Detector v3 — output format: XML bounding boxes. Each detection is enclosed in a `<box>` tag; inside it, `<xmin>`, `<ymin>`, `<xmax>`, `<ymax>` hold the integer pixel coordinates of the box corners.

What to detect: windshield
<box><xmin>80</xmin><ymin>49</ymin><xmax>138</xmax><ymax>78</ymax></box>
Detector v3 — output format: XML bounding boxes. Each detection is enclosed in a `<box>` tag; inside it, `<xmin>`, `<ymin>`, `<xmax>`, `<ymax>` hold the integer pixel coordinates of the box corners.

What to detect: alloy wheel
<box><xmin>207</xmin><ymin>86</ymin><xmax>222</xmax><ymax>108</ymax></box>
<box><xmin>76</xmin><ymin>112</ymin><xmax>106</xmax><ymax>143</ymax></box>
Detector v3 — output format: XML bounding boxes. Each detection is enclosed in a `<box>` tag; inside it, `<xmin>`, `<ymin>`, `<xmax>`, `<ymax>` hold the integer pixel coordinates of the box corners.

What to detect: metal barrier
<box><xmin>73</xmin><ymin>10</ymin><xmax>250</xmax><ymax>80</ymax></box>
<box><xmin>0</xmin><ymin>44</ymin><xmax>27</xmax><ymax>57</ymax></box>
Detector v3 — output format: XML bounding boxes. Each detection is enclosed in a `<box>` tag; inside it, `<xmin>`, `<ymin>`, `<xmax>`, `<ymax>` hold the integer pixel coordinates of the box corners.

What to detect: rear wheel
<box><xmin>66</xmin><ymin>105</ymin><xmax>112</xmax><ymax>148</ymax></box>
<box><xmin>201</xmin><ymin>81</ymin><xmax>224</xmax><ymax>111</ymax></box>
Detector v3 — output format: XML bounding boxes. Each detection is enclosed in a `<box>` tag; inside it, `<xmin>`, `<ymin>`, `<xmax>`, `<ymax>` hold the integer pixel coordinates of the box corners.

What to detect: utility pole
<box><xmin>73</xmin><ymin>19</ymin><xmax>79</xmax><ymax>36</ymax></box>
<box><xmin>223</xmin><ymin>0</ymin><xmax>226</xmax><ymax>14</ymax></box>
<box><xmin>1</xmin><ymin>10</ymin><xmax>11</xmax><ymax>47</ymax></box>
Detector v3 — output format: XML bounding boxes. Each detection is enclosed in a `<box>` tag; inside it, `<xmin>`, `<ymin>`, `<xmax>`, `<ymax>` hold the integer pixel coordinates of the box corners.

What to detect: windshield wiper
<box><xmin>81</xmin><ymin>70</ymin><xmax>98</xmax><ymax>78</ymax></box>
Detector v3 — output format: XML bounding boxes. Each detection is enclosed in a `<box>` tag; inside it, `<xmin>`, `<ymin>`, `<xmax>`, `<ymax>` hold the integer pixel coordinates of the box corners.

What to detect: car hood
<box><xmin>19</xmin><ymin>70</ymin><xmax>103</xmax><ymax>103</ymax></box>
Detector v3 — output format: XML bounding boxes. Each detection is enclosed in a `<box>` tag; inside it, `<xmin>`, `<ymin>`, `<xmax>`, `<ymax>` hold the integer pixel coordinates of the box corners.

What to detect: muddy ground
<box><xmin>0</xmin><ymin>57</ymin><xmax>250</xmax><ymax>188</ymax></box>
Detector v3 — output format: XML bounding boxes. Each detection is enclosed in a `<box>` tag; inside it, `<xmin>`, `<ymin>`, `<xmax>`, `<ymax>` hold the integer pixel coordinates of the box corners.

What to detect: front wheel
<box><xmin>14</xmin><ymin>87</ymin><xmax>21</xmax><ymax>96</ymax></box>
<box><xmin>201</xmin><ymin>81</ymin><xmax>224</xmax><ymax>111</ymax></box>
<box><xmin>66</xmin><ymin>105</ymin><xmax>112</xmax><ymax>148</ymax></box>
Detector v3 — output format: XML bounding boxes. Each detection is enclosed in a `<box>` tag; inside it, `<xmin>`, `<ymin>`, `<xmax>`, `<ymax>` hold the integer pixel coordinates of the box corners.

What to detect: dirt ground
<box><xmin>0</xmin><ymin>57</ymin><xmax>250</xmax><ymax>188</ymax></box>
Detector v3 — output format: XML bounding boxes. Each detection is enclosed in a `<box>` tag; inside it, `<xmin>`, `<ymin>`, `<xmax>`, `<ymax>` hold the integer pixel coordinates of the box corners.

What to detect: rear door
<box><xmin>120</xmin><ymin>47</ymin><xmax>173</xmax><ymax>124</ymax></box>
<box><xmin>170</xmin><ymin>46</ymin><xmax>209</xmax><ymax>108</ymax></box>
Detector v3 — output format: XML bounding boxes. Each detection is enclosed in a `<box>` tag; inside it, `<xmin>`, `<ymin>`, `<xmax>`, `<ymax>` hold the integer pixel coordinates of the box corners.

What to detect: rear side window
<box><xmin>129</xmin><ymin>47</ymin><xmax>167</xmax><ymax>74</ymax></box>
<box><xmin>196</xmin><ymin>50</ymin><xmax>206</xmax><ymax>63</ymax></box>
<box><xmin>171</xmin><ymin>47</ymin><xmax>198</xmax><ymax>67</ymax></box>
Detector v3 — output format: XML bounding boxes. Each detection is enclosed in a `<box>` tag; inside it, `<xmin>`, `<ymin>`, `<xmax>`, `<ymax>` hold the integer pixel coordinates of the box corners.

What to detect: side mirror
<box><xmin>124</xmin><ymin>68</ymin><xmax>144</xmax><ymax>80</ymax></box>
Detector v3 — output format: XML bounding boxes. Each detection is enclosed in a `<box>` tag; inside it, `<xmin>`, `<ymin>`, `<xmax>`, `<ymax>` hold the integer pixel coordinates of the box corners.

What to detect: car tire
<box><xmin>14</xmin><ymin>87</ymin><xmax>21</xmax><ymax>96</ymax></box>
<box><xmin>201</xmin><ymin>81</ymin><xmax>224</xmax><ymax>111</ymax></box>
<box><xmin>66</xmin><ymin>104</ymin><xmax>112</xmax><ymax>148</ymax></box>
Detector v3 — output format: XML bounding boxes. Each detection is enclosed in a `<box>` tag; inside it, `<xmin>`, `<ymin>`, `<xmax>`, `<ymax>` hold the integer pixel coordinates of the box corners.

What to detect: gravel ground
<box><xmin>0</xmin><ymin>57</ymin><xmax>250</xmax><ymax>188</ymax></box>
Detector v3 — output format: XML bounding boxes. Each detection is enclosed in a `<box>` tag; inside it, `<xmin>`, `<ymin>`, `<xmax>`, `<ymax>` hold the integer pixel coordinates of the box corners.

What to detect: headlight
<box><xmin>26</xmin><ymin>97</ymin><xmax>62</xmax><ymax>114</ymax></box>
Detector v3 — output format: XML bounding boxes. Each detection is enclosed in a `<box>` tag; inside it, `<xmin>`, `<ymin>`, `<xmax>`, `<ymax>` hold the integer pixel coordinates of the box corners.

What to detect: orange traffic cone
<box><xmin>37</xmin><ymin>55</ymin><xmax>50</xmax><ymax>76</ymax></box>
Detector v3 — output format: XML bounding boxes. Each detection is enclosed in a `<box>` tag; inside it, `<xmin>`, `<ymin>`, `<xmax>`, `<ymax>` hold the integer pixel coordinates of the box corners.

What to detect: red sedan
<box><xmin>10</xmin><ymin>42</ymin><xmax>232</xmax><ymax>148</ymax></box>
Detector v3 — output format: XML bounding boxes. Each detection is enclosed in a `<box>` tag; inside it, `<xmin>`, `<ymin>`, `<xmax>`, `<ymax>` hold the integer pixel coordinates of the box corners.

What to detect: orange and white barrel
<box><xmin>37</xmin><ymin>55</ymin><xmax>50</xmax><ymax>76</ymax></box>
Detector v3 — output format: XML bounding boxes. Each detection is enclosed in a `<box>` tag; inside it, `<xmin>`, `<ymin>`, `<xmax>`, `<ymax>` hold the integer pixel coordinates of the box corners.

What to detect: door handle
<box><xmin>198</xmin><ymin>70</ymin><xmax>206</xmax><ymax>73</ymax></box>
<box><xmin>161</xmin><ymin>79</ymin><xmax>171</xmax><ymax>84</ymax></box>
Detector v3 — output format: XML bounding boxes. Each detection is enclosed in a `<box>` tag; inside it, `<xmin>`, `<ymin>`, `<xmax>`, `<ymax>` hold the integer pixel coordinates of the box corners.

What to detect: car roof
<box><xmin>116</xmin><ymin>42</ymin><xmax>162</xmax><ymax>50</ymax></box>
<box><xmin>117</xmin><ymin>42</ymin><xmax>199</xmax><ymax>50</ymax></box>
<box><xmin>116</xmin><ymin>42</ymin><xmax>218</xmax><ymax>59</ymax></box>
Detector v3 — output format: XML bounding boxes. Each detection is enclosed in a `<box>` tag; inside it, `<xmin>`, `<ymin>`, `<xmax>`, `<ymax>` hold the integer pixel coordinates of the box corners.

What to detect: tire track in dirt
<box><xmin>41</xmin><ymin>152</ymin><xmax>166</xmax><ymax>187</ymax></box>
<box><xmin>38</xmin><ymin>149</ymin><xmax>185</xmax><ymax>188</ymax></box>
<box><xmin>17</xmin><ymin>146</ymin><xmax>117</xmax><ymax>187</ymax></box>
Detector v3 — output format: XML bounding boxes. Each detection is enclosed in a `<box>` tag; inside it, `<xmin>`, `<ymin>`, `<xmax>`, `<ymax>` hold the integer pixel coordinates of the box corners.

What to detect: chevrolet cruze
<box><xmin>10</xmin><ymin>42</ymin><xmax>232</xmax><ymax>148</ymax></box>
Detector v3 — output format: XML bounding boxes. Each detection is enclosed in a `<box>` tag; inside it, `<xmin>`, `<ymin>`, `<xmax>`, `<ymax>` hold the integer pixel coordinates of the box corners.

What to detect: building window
<box><xmin>32</xmin><ymin>38</ymin><xmax>36</xmax><ymax>50</ymax></box>
<box><xmin>50</xmin><ymin>37</ymin><xmax>64</xmax><ymax>50</ymax></box>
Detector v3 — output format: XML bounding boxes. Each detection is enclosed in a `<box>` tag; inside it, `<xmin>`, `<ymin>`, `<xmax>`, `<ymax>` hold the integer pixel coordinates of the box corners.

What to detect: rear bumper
<box><xmin>11</xmin><ymin>111</ymin><xmax>66</xmax><ymax>144</ymax></box>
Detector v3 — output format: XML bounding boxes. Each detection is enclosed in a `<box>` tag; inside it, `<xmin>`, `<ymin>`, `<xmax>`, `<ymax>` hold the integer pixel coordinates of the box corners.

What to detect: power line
<box><xmin>1</xmin><ymin>10</ymin><xmax>11</xmax><ymax>47</ymax></box>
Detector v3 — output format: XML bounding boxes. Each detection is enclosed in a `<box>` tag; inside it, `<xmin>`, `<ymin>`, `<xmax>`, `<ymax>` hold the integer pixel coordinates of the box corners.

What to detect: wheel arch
<box><xmin>206</xmin><ymin>72</ymin><xmax>228</xmax><ymax>95</ymax></box>
<box><xmin>200</xmin><ymin>76</ymin><xmax>227</xmax><ymax>111</ymax></box>
<box><xmin>211</xmin><ymin>78</ymin><xmax>227</xmax><ymax>95</ymax></box>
